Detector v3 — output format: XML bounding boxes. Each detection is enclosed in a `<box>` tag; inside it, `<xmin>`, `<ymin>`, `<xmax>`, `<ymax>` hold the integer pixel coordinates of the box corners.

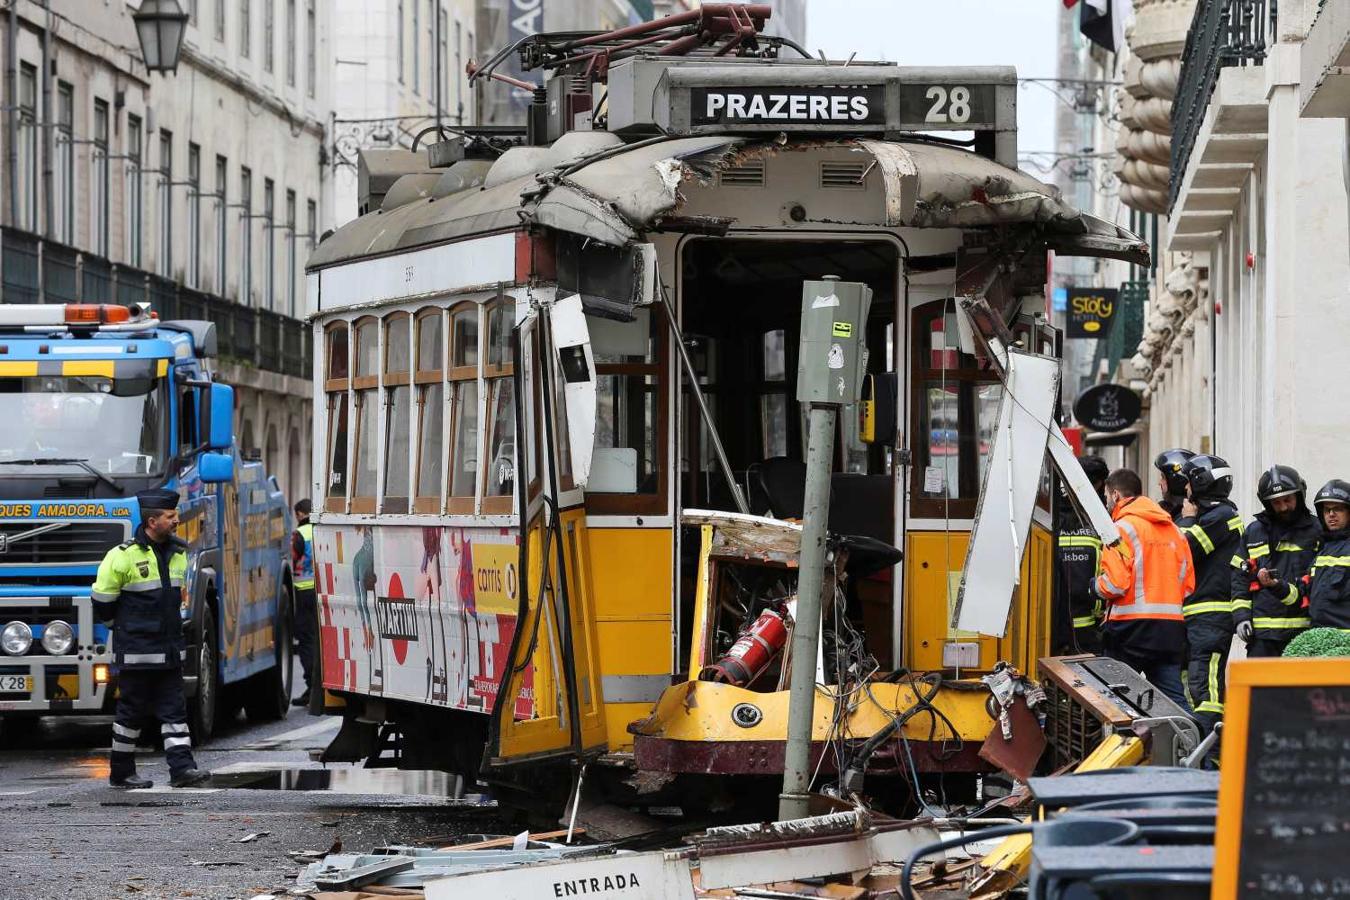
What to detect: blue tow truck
<box><xmin>0</xmin><ymin>303</ymin><xmax>294</xmax><ymax>740</ymax></box>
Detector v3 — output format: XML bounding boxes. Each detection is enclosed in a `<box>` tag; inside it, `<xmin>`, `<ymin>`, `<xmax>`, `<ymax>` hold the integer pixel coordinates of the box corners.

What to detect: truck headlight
<box><xmin>41</xmin><ymin>620</ymin><xmax>75</xmax><ymax>656</ymax></box>
<box><xmin>1</xmin><ymin>621</ymin><xmax>33</xmax><ymax>656</ymax></box>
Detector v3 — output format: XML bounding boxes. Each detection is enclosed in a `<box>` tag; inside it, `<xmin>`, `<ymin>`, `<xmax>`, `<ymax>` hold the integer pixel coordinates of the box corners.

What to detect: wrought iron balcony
<box><xmin>1170</xmin><ymin>0</ymin><xmax>1275</xmax><ymax>210</ymax></box>
<box><xmin>0</xmin><ymin>226</ymin><xmax>310</xmax><ymax>380</ymax></box>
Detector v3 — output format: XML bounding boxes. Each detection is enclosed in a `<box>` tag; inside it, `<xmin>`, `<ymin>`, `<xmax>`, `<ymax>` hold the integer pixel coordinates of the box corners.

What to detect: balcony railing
<box><xmin>0</xmin><ymin>226</ymin><xmax>309</xmax><ymax>380</ymax></box>
<box><xmin>1170</xmin><ymin>0</ymin><xmax>1275</xmax><ymax>210</ymax></box>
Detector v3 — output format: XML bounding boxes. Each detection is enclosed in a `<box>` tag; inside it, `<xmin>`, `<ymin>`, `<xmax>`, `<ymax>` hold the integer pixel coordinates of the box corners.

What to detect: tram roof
<box><xmin>309</xmin><ymin>136</ymin><xmax>1147</xmax><ymax>271</ymax></box>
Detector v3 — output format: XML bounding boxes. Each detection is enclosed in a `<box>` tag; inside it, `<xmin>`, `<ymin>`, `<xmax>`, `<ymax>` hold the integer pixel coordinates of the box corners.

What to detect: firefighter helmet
<box><xmin>1257</xmin><ymin>465</ymin><xmax>1306</xmax><ymax>507</ymax></box>
<box><xmin>1313</xmin><ymin>479</ymin><xmax>1350</xmax><ymax>510</ymax></box>
<box><xmin>1182</xmin><ymin>454</ymin><xmax>1234</xmax><ymax>503</ymax></box>
<box><xmin>1154</xmin><ymin>448</ymin><xmax>1196</xmax><ymax>496</ymax></box>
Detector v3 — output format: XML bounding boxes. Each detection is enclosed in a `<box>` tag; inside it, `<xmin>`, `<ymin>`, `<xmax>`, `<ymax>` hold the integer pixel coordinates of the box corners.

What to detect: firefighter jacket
<box><xmin>91</xmin><ymin>527</ymin><xmax>189</xmax><ymax>670</ymax></box>
<box><xmin>292</xmin><ymin>521</ymin><xmax>315</xmax><ymax>591</ymax></box>
<box><xmin>1057</xmin><ymin>512</ymin><xmax>1103</xmax><ymax>631</ymax></box>
<box><xmin>1177</xmin><ymin>500</ymin><xmax>1243</xmax><ymax>652</ymax></box>
<box><xmin>1231</xmin><ymin>510</ymin><xmax>1319</xmax><ymax>639</ymax></box>
<box><xmin>1096</xmin><ymin>496</ymin><xmax>1191</xmax><ymax>655</ymax></box>
<box><xmin>1301</xmin><ymin>525</ymin><xmax>1350</xmax><ymax>630</ymax></box>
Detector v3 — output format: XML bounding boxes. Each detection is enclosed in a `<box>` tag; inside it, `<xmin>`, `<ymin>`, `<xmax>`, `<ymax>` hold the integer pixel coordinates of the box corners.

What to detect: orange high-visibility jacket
<box><xmin>1096</xmin><ymin>495</ymin><xmax>1193</xmax><ymax>622</ymax></box>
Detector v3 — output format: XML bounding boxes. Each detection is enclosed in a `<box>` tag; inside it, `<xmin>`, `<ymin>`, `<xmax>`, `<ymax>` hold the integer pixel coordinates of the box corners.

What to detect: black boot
<box><xmin>291</xmin><ymin>689</ymin><xmax>311</xmax><ymax>707</ymax></box>
<box><xmin>110</xmin><ymin>773</ymin><xmax>152</xmax><ymax>789</ymax></box>
<box><xmin>170</xmin><ymin>768</ymin><xmax>211</xmax><ymax>788</ymax></box>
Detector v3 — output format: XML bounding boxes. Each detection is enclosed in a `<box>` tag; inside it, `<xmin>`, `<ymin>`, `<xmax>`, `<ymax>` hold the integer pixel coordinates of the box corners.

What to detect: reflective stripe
<box><xmin>121</xmin><ymin>653</ymin><xmax>167</xmax><ymax>664</ymax></box>
<box><xmin>121</xmin><ymin>580</ymin><xmax>165</xmax><ymax>593</ymax></box>
<box><xmin>1195</xmin><ymin>701</ymin><xmax>1226</xmax><ymax>714</ymax></box>
<box><xmin>1246</xmin><ymin>543</ymin><xmax>1271</xmax><ymax>559</ymax></box>
<box><xmin>162</xmin><ymin>723</ymin><xmax>190</xmax><ymax>735</ymax></box>
<box><xmin>1274</xmin><ymin>541</ymin><xmax>1306</xmax><ymax>553</ymax></box>
<box><xmin>1230</xmin><ymin>555</ymin><xmax>1246</xmax><ymax>569</ymax></box>
<box><xmin>92</xmin><ymin>590</ymin><xmax>120</xmax><ymax>603</ymax></box>
<box><xmin>1097</xmin><ymin>572</ymin><xmax>1126</xmax><ymax>599</ymax></box>
<box><xmin>1072</xmin><ymin>616</ymin><xmax>1098</xmax><ymax>628</ymax></box>
<box><xmin>1185</xmin><ymin>524</ymin><xmax>1215</xmax><ymax>554</ymax></box>
<box><xmin>111</xmin><ymin>739</ymin><xmax>137</xmax><ymax>753</ymax></box>
<box><xmin>1279</xmin><ymin>582</ymin><xmax>1300</xmax><ymax>606</ymax></box>
<box><xmin>1206</xmin><ymin>652</ymin><xmax>1222</xmax><ymax>710</ymax></box>
<box><xmin>1058</xmin><ymin>536</ymin><xmax>1104</xmax><ymax>548</ymax></box>
<box><xmin>1232</xmin><ymin>598</ymin><xmax>1253</xmax><ymax>611</ymax></box>
<box><xmin>1178</xmin><ymin>553</ymin><xmax>1189</xmax><ymax>586</ymax></box>
<box><xmin>1253</xmin><ymin>617</ymin><xmax>1311</xmax><ymax>629</ymax></box>
<box><xmin>1314</xmin><ymin>555</ymin><xmax>1350</xmax><ymax>567</ymax></box>
<box><xmin>164</xmin><ymin>736</ymin><xmax>192</xmax><ymax>749</ymax></box>
<box><xmin>1105</xmin><ymin>519</ymin><xmax>1186</xmax><ymax>620</ymax></box>
<box><xmin>1184</xmin><ymin>601</ymin><xmax>1234</xmax><ymax>616</ymax></box>
<box><xmin>1118</xmin><ymin>520</ymin><xmax>1148</xmax><ymax>607</ymax></box>
<box><xmin>1227</xmin><ymin>516</ymin><xmax>1243</xmax><ymax>531</ymax></box>
<box><xmin>112</xmin><ymin>723</ymin><xmax>139</xmax><ymax>739</ymax></box>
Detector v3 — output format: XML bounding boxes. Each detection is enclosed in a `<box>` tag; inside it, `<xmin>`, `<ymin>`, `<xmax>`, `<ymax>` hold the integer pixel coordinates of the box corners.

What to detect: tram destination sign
<box><xmin>691</xmin><ymin>85</ymin><xmax>886</xmax><ymax>126</ymax></box>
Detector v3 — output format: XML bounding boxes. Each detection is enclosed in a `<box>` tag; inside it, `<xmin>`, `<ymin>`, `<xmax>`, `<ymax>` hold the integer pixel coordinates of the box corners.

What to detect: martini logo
<box><xmin>691</xmin><ymin>86</ymin><xmax>885</xmax><ymax>126</ymax></box>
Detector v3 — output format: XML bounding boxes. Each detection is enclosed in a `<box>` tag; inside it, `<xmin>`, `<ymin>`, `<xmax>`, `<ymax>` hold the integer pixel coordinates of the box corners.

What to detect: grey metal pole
<box><xmin>779</xmin><ymin>401</ymin><xmax>837</xmax><ymax>820</ymax></box>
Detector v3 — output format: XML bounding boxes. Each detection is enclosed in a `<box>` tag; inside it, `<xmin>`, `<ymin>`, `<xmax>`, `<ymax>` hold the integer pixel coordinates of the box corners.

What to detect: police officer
<box><xmin>92</xmin><ymin>490</ymin><xmax>209</xmax><ymax>789</ymax></box>
<box><xmin>1176</xmin><ymin>454</ymin><xmax>1242</xmax><ymax>751</ymax></box>
<box><xmin>1232</xmin><ymin>466</ymin><xmax>1319</xmax><ymax>657</ymax></box>
<box><xmin>291</xmin><ymin>498</ymin><xmax>316</xmax><ymax>708</ymax></box>
<box><xmin>1154</xmin><ymin>448</ymin><xmax>1196</xmax><ymax>521</ymax></box>
<box><xmin>1054</xmin><ymin>455</ymin><xmax>1110</xmax><ymax>654</ymax></box>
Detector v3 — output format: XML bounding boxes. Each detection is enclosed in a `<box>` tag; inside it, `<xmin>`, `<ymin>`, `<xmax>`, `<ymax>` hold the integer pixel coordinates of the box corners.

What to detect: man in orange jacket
<box><xmin>1095</xmin><ymin>468</ymin><xmax>1193</xmax><ymax>710</ymax></box>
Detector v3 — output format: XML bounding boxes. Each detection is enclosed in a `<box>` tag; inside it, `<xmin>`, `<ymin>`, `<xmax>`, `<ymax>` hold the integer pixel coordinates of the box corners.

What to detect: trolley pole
<box><xmin>779</xmin><ymin>276</ymin><xmax>871</xmax><ymax>821</ymax></box>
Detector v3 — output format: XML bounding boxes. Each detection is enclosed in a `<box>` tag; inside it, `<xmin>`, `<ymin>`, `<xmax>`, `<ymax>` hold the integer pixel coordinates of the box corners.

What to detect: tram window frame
<box><xmin>481</xmin><ymin>299</ymin><xmax>517</xmax><ymax>515</ymax></box>
<box><xmin>323</xmin><ymin>321</ymin><xmax>351</xmax><ymax>513</ymax></box>
<box><xmin>446</xmin><ymin>302</ymin><xmax>480</xmax><ymax>514</ymax></box>
<box><xmin>586</xmin><ymin>311</ymin><xmax>666</xmax><ymax>516</ymax></box>
<box><xmin>413</xmin><ymin>308</ymin><xmax>445</xmax><ymax>514</ymax></box>
<box><xmin>909</xmin><ymin>300</ymin><xmax>999</xmax><ymax>520</ymax></box>
<box><xmin>381</xmin><ymin>311</ymin><xmax>413</xmax><ymax>514</ymax></box>
<box><xmin>350</xmin><ymin>316</ymin><xmax>380</xmax><ymax>515</ymax></box>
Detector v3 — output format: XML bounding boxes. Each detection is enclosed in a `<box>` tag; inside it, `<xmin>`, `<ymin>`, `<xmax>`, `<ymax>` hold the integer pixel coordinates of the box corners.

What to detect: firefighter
<box><xmin>1154</xmin><ymin>448</ymin><xmax>1196</xmax><ymax>521</ymax></box>
<box><xmin>1095</xmin><ymin>468</ymin><xmax>1192</xmax><ymax>710</ymax></box>
<box><xmin>1176</xmin><ymin>454</ymin><xmax>1242</xmax><ymax>750</ymax></box>
<box><xmin>92</xmin><ymin>490</ymin><xmax>210</xmax><ymax>789</ymax></box>
<box><xmin>1232</xmin><ymin>466</ymin><xmax>1318</xmax><ymax>657</ymax></box>
<box><xmin>1055</xmin><ymin>455</ymin><xmax>1110</xmax><ymax>654</ymax></box>
<box><xmin>1284</xmin><ymin>480</ymin><xmax>1350</xmax><ymax>631</ymax></box>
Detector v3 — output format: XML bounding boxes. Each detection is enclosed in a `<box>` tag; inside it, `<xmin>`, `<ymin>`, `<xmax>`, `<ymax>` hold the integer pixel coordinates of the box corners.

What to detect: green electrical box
<box><xmin>796</xmin><ymin>277</ymin><xmax>872</xmax><ymax>406</ymax></box>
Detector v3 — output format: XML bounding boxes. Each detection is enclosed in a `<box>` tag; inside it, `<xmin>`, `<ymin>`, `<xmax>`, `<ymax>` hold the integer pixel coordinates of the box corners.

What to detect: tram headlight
<box><xmin>1</xmin><ymin>621</ymin><xmax>33</xmax><ymax>656</ymax></box>
<box><xmin>41</xmin><ymin>620</ymin><xmax>75</xmax><ymax>656</ymax></box>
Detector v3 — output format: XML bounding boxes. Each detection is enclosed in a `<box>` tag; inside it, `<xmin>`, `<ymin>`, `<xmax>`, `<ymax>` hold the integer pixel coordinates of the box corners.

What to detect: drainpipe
<box><xmin>41</xmin><ymin>0</ymin><xmax>52</xmax><ymax>239</ymax></box>
<box><xmin>6</xmin><ymin>0</ymin><xmax>18</xmax><ymax>227</ymax></box>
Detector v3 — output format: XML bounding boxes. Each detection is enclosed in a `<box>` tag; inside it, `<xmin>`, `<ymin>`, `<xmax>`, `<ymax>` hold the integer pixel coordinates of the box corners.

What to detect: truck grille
<box><xmin>0</xmin><ymin>521</ymin><xmax>128</xmax><ymax>566</ymax></box>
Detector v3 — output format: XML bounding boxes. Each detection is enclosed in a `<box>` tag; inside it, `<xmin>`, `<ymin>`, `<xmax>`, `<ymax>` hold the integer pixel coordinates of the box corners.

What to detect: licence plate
<box><xmin>0</xmin><ymin>674</ymin><xmax>32</xmax><ymax>693</ymax></box>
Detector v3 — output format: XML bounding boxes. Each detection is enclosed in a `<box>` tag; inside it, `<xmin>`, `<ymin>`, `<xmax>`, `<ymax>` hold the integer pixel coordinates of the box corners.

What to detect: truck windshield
<box><xmin>0</xmin><ymin>374</ymin><xmax>169</xmax><ymax>476</ymax></box>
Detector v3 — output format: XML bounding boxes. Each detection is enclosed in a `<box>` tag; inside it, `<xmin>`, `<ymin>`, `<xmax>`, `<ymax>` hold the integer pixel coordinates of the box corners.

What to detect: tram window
<box><xmin>486</xmin><ymin>301</ymin><xmax>510</xmax><ymax>368</ymax></box>
<box><xmin>350</xmin><ymin>316</ymin><xmax>379</xmax><ymax>514</ymax></box>
<box><xmin>587</xmin><ymin>307</ymin><xmax>663</xmax><ymax>513</ymax></box>
<box><xmin>551</xmin><ymin>353</ymin><xmax>574</xmax><ymax>490</ymax></box>
<box><xmin>481</xmin><ymin>299</ymin><xmax>515</xmax><ymax>514</ymax></box>
<box><xmin>414</xmin><ymin>309</ymin><xmax>444</xmax><ymax>513</ymax></box>
<box><xmin>447</xmin><ymin>303</ymin><xmax>480</xmax><ymax>513</ymax></box>
<box><xmin>324</xmin><ymin>321</ymin><xmax>350</xmax><ymax>512</ymax></box>
<box><xmin>760</xmin><ymin>393</ymin><xmax>789</xmax><ymax>459</ymax></box>
<box><xmin>382</xmin><ymin>312</ymin><xmax>412</xmax><ymax>513</ymax></box>
<box><xmin>759</xmin><ymin>329</ymin><xmax>790</xmax><ymax>459</ymax></box>
<box><xmin>909</xmin><ymin>301</ymin><xmax>999</xmax><ymax>520</ymax></box>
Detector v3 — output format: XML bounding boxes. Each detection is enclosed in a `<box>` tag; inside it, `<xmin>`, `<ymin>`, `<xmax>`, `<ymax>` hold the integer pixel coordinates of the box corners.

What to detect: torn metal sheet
<box><xmin>953</xmin><ymin>349</ymin><xmax>1060</xmax><ymax>637</ymax></box>
<box><xmin>550</xmin><ymin>294</ymin><xmax>598</xmax><ymax>486</ymax></box>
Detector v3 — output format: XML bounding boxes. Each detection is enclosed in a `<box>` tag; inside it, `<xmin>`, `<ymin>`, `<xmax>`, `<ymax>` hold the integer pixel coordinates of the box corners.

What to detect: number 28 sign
<box><xmin>1065</xmin><ymin>287</ymin><xmax>1118</xmax><ymax>339</ymax></box>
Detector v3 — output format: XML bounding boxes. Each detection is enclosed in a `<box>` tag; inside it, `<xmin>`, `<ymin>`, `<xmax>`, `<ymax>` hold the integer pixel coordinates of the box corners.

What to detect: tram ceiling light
<box><xmin>133</xmin><ymin>0</ymin><xmax>189</xmax><ymax>74</ymax></box>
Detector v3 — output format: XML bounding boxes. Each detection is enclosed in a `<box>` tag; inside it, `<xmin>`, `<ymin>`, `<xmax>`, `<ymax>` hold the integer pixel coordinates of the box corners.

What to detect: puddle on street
<box><xmin>208</xmin><ymin>766</ymin><xmax>460</xmax><ymax>796</ymax></box>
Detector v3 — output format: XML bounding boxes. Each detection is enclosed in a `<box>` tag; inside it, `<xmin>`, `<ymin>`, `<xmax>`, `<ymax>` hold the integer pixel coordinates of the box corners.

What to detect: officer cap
<box><xmin>136</xmin><ymin>489</ymin><xmax>179</xmax><ymax>511</ymax></box>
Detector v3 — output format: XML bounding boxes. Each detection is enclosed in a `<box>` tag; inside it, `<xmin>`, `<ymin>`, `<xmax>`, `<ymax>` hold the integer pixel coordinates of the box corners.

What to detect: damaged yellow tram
<box><xmin>302</xmin><ymin>10</ymin><xmax>1147</xmax><ymax>813</ymax></box>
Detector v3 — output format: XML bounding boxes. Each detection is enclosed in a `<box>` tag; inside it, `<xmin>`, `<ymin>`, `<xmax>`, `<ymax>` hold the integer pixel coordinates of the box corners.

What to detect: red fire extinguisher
<box><xmin>700</xmin><ymin>607</ymin><xmax>790</xmax><ymax>687</ymax></box>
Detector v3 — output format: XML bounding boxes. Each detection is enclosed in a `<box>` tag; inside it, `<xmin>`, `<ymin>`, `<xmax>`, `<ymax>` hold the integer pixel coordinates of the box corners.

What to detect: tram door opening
<box><xmin>678</xmin><ymin>238</ymin><xmax>901</xmax><ymax>675</ymax></box>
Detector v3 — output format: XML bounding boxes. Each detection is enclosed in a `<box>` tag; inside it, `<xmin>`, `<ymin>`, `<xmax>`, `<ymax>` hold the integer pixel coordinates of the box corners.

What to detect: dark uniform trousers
<box><xmin>294</xmin><ymin>587</ymin><xmax>318</xmax><ymax>691</ymax></box>
<box><xmin>1178</xmin><ymin>501</ymin><xmax>1243</xmax><ymax>752</ymax></box>
<box><xmin>111</xmin><ymin>670</ymin><xmax>195</xmax><ymax>780</ymax></box>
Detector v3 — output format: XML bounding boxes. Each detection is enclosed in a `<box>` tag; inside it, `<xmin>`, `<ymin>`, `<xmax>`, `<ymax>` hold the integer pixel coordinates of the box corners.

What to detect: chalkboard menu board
<box><xmin>1214</xmin><ymin>660</ymin><xmax>1350</xmax><ymax>900</ymax></box>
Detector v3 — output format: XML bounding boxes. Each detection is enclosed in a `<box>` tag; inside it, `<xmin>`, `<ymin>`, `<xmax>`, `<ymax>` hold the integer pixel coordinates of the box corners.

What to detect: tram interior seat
<box><xmin>747</xmin><ymin>456</ymin><xmax>807</xmax><ymax>519</ymax></box>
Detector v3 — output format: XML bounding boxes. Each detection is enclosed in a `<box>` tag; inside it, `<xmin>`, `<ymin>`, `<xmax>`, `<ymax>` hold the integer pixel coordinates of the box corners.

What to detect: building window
<box><xmin>324</xmin><ymin>321</ymin><xmax>351</xmax><ymax>512</ymax></box>
<box><xmin>397</xmin><ymin>0</ymin><xmax>405</xmax><ymax>84</ymax></box>
<box><xmin>215</xmin><ymin>155</ymin><xmax>228</xmax><ymax>296</ymax></box>
<box><xmin>55</xmin><ymin>81</ymin><xmax>74</xmax><ymax>245</ymax></box>
<box><xmin>414</xmin><ymin>309</ymin><xmax>444</xmax><ymax>513</ymax></box>
<box><xmin>264</xmin><ymin>0</ymin><xmax>275</xmax><ymax>72</ymax></box>
<box><xmin>158</xmin><ymin>129</ymin><xmax>173</xmax><ymax>278</ymax></box>
<box><xmin>306</xmin><ymin>198</ymin><xmax>317</xmax><ymax>251</ymax></box>
<box><xmin>18</xmin><ymin>63</ymin><xmax>37</xmax><ymax>232</ymax></box>
<box><xmin>447</xmin><ymin>303</ymin><xmax>479</xmax><ymax>512</ymax></box>
<box><xmin>214</xmin><ymin>0</ymin><xmax>225</xmax><ymax>42</ymax></box>
<box><xmin>240</xmin><ymin>0</ymin><xmax>251</xmax><ymax>58</ymax></box>
<box><xmin>382</xmin><ymin>312</ymin><xmax>412</xmax><ymax>513</ymax></box>
<box><xmin>285</xmin><ymin>188</ymin><xmax>296</xmax><ymax>315</ymax></box>
<box><xmin>454</xmin><ymin>18</ymin><xmax>463</xmax><ymax>123</ymax></box>
<box><xmin>437</xmin><ymin>5</ymin><xmax>447</xmax><ymax>118</ymax></box>
<box><xmin>286</xmin><ymin>0</ymin><xmax>296</xmax><ymax>85</ymax></box>
<box><xmin>240</xmin><ymin>166</ymin><xmax>252</xmax><ymax>303</ymax></box>
<box><xmin>351</xmin><ymin>316</ymin><xmax>380</xmax><ymax>513</ymax></box>
<box><xmin>126</xmin><ymin>114</ymin><xmax>143</xmax><ymax>267</ymax></box>
<box><xmin>263</xmin><ymin>177</ymin><xmax>275</xmax><ymax>309</ymax></box>
<box><xmin>411</xmin><ymin>0</ymin><xmax>419</xmax><ymax>94</ymax></box>
<box><xmin>305</xmin><ymin>0</ymin><xmax>316</xmax><ymax>97</ymax></box>
<box><xmin>187</xmin><ymin>143</ymin><xmax>201</xmax><ymax>288</ymax></box>
<box><xmin>92</xmin><ymin>99</ymin><xmax>110</xmax><ymax>257</ymax></box>
<box><xmin>482</xmin><ymin>300</ymin><xmax>515</xmax><ymax>513</ymax></box>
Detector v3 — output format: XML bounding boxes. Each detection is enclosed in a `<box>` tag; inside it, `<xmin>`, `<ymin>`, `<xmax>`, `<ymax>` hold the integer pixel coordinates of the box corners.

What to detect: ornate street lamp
<box><xmin>132</xmin><ymin>0</ymin><xmax>189</xmax><ymax>74</ymax></box>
